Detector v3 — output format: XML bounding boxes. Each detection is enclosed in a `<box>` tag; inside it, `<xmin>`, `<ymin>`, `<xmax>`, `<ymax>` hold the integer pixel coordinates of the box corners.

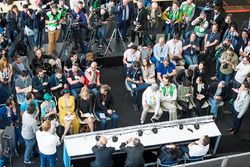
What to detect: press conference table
<box><xmin>63</xmin><ymin>116</ymin><xmax>221</xmax><ymax>167</ymax></box>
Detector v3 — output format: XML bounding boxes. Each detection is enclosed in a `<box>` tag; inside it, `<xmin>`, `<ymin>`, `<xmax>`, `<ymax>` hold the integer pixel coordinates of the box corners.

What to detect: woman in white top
<box><xmin>141</xmin><ymin>58</ymin><xmax>156</xmax><ymax>84</ymax></box>
<box><xmin>36</xmin><ymin>120</ymin><xmax>60</xmax><ymax>167</ymax></box>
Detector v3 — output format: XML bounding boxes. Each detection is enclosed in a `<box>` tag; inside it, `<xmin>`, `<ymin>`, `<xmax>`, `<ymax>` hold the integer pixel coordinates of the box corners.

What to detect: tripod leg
<box><xmin>104</xmin><ymin>29</ymin><xmax>116</xmax><ymax>56</ymax></box>
<box><xmin>117</xmin><ymin>28</ymin><xmax>126</xmax><ymax>50</ymax></box>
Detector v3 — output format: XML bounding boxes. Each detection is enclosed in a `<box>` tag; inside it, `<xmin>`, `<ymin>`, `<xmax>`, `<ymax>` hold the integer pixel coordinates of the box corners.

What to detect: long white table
<box><xmin>63</xmin><ymin>116</ymin><xmax>221</xmax><ymax>167</ymax></box>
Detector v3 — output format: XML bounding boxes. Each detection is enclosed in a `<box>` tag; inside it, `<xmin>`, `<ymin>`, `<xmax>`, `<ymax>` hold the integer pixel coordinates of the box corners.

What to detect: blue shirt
<box><xmin>156</xmin><ymin>62</ymin><xmax>176</xmax><ymax>77</ymax></box>
<box><xmin>20</xmin><ymin>100</ymin><xmax>39</xmax><ymax>115</ymax></box>
<box><xmin>0</xmin><ymin>106</ymin><xmax>19</xmax><ymax>129</ymax></box>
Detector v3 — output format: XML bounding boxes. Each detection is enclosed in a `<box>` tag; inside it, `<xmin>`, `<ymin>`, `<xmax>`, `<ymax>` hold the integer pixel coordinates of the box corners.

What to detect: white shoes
<box><xmin>127</xmin><ymin>42</ymin><xmax>134</xmax><ymax>47</ymax></box>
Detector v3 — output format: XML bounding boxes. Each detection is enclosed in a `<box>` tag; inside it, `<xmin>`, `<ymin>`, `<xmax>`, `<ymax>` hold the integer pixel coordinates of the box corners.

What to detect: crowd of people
<box><xmin>0</xmin><ymin>0</ymin><xmax>249</xmax><ymax>166</ymax></box>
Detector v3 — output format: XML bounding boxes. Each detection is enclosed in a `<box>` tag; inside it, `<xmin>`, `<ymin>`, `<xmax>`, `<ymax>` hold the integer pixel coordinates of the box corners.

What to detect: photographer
<box><xmin>219</xmin><ymin>47</ymin><xmax>238</xmax><ymax>86</ymax></box>
<box><xmin>70</xmin><ymin>6</ymin><xmax>87</xmax><ymax>51</ymax></box>
<box><xmin>89</xmin><ymin>7</ymin><xmax>109</xmax><ymax>48</ymax></box>
<box><xmin>127</xmin><ymin>0</ymin><xmax>147</xmax><ymax>47</ymax></box>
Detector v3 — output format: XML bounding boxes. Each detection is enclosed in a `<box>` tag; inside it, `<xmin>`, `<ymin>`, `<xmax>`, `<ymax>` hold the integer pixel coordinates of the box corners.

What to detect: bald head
<box><xmin>99</xmin><ymin>136</ymin><xmax>107</xmax><ymax>146</ymax></box>
<box><xmin>151</xmin><ymin>2</ymin><xmax>158</xmax><ymax>10</ymax></box>
<box><xmin>123</xmin><ymin>0</ymin><xmax>128</xmax><ymax>5</ymax></box>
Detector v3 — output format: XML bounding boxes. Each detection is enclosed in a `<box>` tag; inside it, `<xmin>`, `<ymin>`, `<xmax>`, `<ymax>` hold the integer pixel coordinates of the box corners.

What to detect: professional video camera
<box><xmin>88</xmin><ymin>9</ymin><xmax>102</xmax><ymax>30</ymax></box>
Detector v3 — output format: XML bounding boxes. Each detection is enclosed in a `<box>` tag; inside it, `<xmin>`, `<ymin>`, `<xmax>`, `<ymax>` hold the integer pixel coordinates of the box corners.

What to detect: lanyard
<box><xmin>136</xmin><ymin>8</ymin><xmax>143</xmax><ymax>21</ymax></box>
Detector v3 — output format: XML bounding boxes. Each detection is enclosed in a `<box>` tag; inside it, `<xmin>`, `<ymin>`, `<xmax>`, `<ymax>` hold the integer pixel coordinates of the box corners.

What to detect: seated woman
<box><xmin>193</xmin><ymin>76</ymin><xmax>207</xmax><ymax>116</ymax></box>
<box><xmin>193</xmin><ymin>62</ymin><xmax>206</xmax><ymax>84</ymax></box>
<box><xmin>177</xmin><ymin>80</ymin><xmax>194</xmax><ymax>118</ymax></box>
<box><xmin>76</xmin><ymin>86</ymin><xmax>95</xmax><ymax>132</ymax></box>
<box><xmin>158</xmin><ymin>144</ymin><xmax>182</xmax><ymax>165</ymax></box>
<box><xmin>40</xmin><ymin>93</ymin><xmax>57</xmax><ymax>121</ymax></box>
<box><xmin>141</xmin><ymin>58</ymin><xmax>156</xmax><ymax>84</ymax></box>
<box><xmin>58</xmin><ymin>88</ymin><xmax>80</xmax><ymax>140</ymax></box>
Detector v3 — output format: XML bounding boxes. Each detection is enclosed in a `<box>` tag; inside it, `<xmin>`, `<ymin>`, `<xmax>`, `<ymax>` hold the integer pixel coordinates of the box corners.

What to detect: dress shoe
<box><xmin>150</xmin><ymin>118</ymin><xmax>158</xmax><ymax>123</ymax></box>
<box><xmin>230</xmin><ymin>130</ymin><xmax>236</xmax><ymax>135</ymax></box>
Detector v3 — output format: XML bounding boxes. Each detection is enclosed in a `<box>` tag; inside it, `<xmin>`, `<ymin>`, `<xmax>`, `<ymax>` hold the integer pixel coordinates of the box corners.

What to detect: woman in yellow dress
<box><xmin>58</xmin><ymin>88</ymin><xmax>80</xmax><ymax>140</ymax></box>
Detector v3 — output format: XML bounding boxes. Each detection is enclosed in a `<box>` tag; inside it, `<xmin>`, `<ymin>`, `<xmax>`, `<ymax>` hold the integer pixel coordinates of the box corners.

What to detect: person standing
<box><xmin>120</xmin><ymin>137</ymin><xmax>145</xmax><ymax>167</ymax></box>
<box><xmin>91</xmin><ymin>136</ymin><xmax>115</xmax><ymax>167</ymax></box>
<box><xmin>21</xmin><ymin>102</ymin><xmax>38</xmax><ymax>165</ymax></box>
<box><xmin>227</xmin><ymin>82</ymin><xmax>250</xmax><ymax>134</ymax></box>
<box><xmin>36</xmin><ymin>120</ymin><xmax>60</xmax><ymax>167</ymax></box>
<box><xmin>45</xmin><ymin>4</ymin><xmax>63</xmax><ymax>55</ymax></box>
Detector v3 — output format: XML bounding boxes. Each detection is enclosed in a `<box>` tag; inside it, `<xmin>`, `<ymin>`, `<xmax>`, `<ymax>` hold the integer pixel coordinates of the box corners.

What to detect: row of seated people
<box><xmin>90</xmin><ymin>135</ymin><xmax>210</xmax><ymax>167</ymax></box>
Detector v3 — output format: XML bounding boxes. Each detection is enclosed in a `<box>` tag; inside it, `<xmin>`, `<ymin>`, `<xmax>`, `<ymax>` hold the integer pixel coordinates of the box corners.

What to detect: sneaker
<box><xmin>24</xmin><ymin>160</ymin><xmax>35</xmax><ymax>164</ymax></box>
<box><xmin>150</xmin><ymin>118</ymin><xmax>158</xmax><ymax>123</ymax></box>
<box><xmin>127</xmin><ymin>42</ymin><xmax>134</xmax><ymax>47</ymax></box>
<box><xmin>210</xmin><ymin>76</ymin><xmax>217</xmax><ymax>80</ymax></box>
<box><xmin>98</xmin><ymin>44</ymin><xmax>103</xmax><ymax>48</ymax></box>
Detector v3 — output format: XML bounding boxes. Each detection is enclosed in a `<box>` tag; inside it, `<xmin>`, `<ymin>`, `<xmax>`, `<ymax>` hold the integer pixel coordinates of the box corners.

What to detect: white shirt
<box><xmin>153</xmin><ymin>43</ymin><xmax>168</xmax><ymax>61</ymax></box>
<box><xmin>123</xmin><ymin>49</ymin><xmax>141</xmax><ymax>67</ymax></box>
<box><xmin>142</xmin><ymin>87</ymin><xmax>161</xmax><ymax>113</ymax></box>
<box><xmin>36</xmin><ymin>131</ymin><xmax>60</xmax><ymax>155</ymax></box>
<box><xmin>188</xmin><ymin>143</ymin><xmax>209</xmax><ymax>157</ymax></box>
<box><xmin>166</xmin><ymin>39</ymin><xmax>182</xmax><ymax>57</ymax></box>
<box><xmin>234</xmin><ymin>62</ymin><xmax>250</xmax><ymax>83</ymax></box>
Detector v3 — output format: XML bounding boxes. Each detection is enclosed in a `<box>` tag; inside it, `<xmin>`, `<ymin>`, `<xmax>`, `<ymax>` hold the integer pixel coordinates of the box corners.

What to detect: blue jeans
<box><xmin>209</xmin><ymin>97</ymin><xmax>220</xmax><ymax>118</ymax></box>
<box><xmin>215</xmin><ymin>59</ymin><xmax>221</xmax><ymax>78</ymax></box>
<box><xmin>165</xmin><ymin>23</ymin><xmax>174</xmax><ymax>41</ymax></box>
<box><xmin>184</xmin><ymin>54</ymin><xmax>198</xmax><ymax>66</ymax></box>
<box><xmin>40</xmin><ymin>152</ymin><xmax>57</xmax><ymax>167</ymax></box>
<box><xmin>150</xmin><ymin>56</ymin><xmax>164</xmax><ymax>68</ymax></box>
<box><xmin>97</xmin><ymin>25</ymin><xmax>106</xmax><ymax>45</ymax></box>
<box><xmin>70</xmin><ymin>87</ymin><xmax>82</xmax><ymax>97</ymax></box>
<box><xmin>127</xmin><ymin>81</ymin><xmax>149</xmax><ymax>106</ymax></box>
<box><xmin>232</xmin><ymin>105</ymin><xmax>242</xmax><ymax>133</ymax></box>
<box><xmin>219</xmin><ymin>72</ymin><xmax>232</xmax><ymax>86</ymax></box>
<box><xmin>96</xmin><ymin>111</ymin><xmax>119</xmax><ymax>130</ymax></box>
<box><xmin>33</xmin><ymin>28</ymin><xmax>43</xmax><ymax>48</ymax></box>
<box><xmin>23</xmin><ymin>137</ymin><xmax>36</xmax><ymax>162</ymax></box>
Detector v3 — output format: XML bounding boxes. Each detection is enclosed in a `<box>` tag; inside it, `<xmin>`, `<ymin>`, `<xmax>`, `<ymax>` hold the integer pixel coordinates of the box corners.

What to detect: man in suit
<box><xmin>91</xmin><ymin>136</ymin><xmax>115</xmax><ymax>167</ymax></box>
<box><xmin>120</xmin><ymin>137</ymin><xmax>145</xmax><ymax>167</ymax></box>
<box><xmin>115</xmin><ymin>0</ymin><xmax>133</xmax><ymax>41</ymax></box>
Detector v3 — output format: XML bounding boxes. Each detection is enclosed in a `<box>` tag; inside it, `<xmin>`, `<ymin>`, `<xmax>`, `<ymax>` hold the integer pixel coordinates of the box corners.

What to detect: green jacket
<box><xmin>46</xmin><ymin>10</ymin><xmax>63</xmax><ymax>31</ymax></box>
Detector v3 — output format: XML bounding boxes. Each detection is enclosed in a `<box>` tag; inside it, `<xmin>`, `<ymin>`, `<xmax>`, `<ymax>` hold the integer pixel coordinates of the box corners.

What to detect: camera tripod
<box><xmin>104</xmin><ymin>25</ymin><xmax>126</xmax><ymax>56</ymax></box>
<box><xmin>58</xmin><ymin>24</ymin><xmax>73</xmax><ymax>58</ymax></box>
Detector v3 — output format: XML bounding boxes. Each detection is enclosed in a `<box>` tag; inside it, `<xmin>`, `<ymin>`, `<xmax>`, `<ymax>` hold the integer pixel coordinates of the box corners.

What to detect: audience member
<box><xmin>183</xmin><ymin>32</ymin><xmax>200</xmax><ymax>65</ymax></box>
<box><xmin>40</xmin><ymin>93</ymin><xmax>57</xmax><ymax>120</ymax></box>
<box><xmin>157</xmin><ymin>58</ymin><xmax>177</xmax><ymax>83</ymax></box>
<box><xmin>193</xmin><ymin>76</ymin><xmax>207</xmax><ymax>116</ymax></box>
<box><xmin>158</xmin><ymin>144</ymin><xmax>182</xmax><ymax>165</ymax></box>
<box><xmin>167</xmin><ymin>35</ymin><xmax>184</xmax><ymax>66</ymax></box>
<box><xmin>141</xmin><ymin>58</ymin><xmax>156</xmax><ymax>84</ymax></box>
<box><xmin>151</xmin><ymin>37</ymin><xmax>168</xmax><ymax>67</ymax></box>
<box><xmin>123</xmin><ymin>45</ymin><xmax>141</xmax><ymax>69</ymax></box>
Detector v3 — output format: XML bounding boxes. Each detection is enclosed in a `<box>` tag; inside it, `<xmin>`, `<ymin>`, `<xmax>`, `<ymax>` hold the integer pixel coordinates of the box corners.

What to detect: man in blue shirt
<box><xmin>126</xmin><ymin>61</ymin><xmax>149</xmax><ymax>111</ymax></box>
<box><xmin>157</xmin><ymin>58</ymin><xmax>177</xmax><ymax>83</ymax></box>
<box><xmin>20</xmin><ymin>92</ymin><xmax>40</xmax><ymax>118</ymax></box>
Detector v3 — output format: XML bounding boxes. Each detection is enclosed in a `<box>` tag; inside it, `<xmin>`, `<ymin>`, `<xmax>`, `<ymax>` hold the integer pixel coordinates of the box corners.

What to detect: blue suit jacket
<box><xmin>115</xmin><ymin>2</ymin><xmax>133</xmax><ymax>24</ymax></box>
<box><xmin>0</xmin><ymin>106</ymin><xmax>19</xmax><ymax>129</ymax></box>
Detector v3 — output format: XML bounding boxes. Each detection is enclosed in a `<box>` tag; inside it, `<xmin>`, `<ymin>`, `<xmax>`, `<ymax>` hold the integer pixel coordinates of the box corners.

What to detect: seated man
<box><xmin>15</xmin><ymin>70</ymin><xmax>32</xmax><ymax>104</ymax></box>
<box><xmin>66</xmin><ymin>63</ymin><xmax>85</xmax><ymax>97</ymax></box>
<box><xmin>176</xmin><ymin>68</ymin><xmax>193</xmax><ymax>85</ymax></box>
<box><xmin>123</xmin><ymin>45</ymin><xmax>141</xmax><ymax>70</ymax></box>
<box><xmin>158</xmin><ymin>144</ymin><xmax>182</xmax><ymax>165</ymax></box>
<box><xmin>12</xmin><ymin>54</ymin><xmax>31</xmax><ymax>79</ymax></box>
<box><xmin>160</xmin><ymin>75</ymin><xmax>177</xmax><ymax>121</ymax></box>
<box><xmin>32</xmin><ymin>68</ymin><xmax>50</xmax><ymax>100</ymax></box>
<box><xmin>140</xmin><ymin>83</ymin><xmax>161</xmax><ymax>124</ymax></box>
<box><xmin>95</xmin><ymin>84</ymin><xmax>119</xmax><ymax>130</ymax></box>
<box><xmin>50</xmin><ymin>68</ymin><xmax>68</xmax><ymax>99</ymax></box>
<box><xmin>64</xmin><ymin>51</ymin><xmax>80</xmax><ymax>72</ymax></box>
<box><xmin>181</xmin><ymin>135</ymin><xmax>210</xmax><ymax>158</ymax></box>
<box><xmin>208</xmin><ymin>81</ymin><xmax>227</xmax><ymax>119</ymax></box>
<box><xmin>151</xmin><ymin>37</ymin><xmax>168</xmax><ymax>68</ymax></box>
<box><xmin>84</xmin><ymin>61</ymin><xmax>101</xmax><ymax>96</ymax></box>
<box><xmin>126</xmin><ymin>61</ymin><xmax>149</xmax><ymax>111</ymax></box>
<box><xmin>166</xmin><ymin>35</ymin><xmax>184</xmax><ymax>66</ymax></box>
<box><xmin>157</xmin><ymin>58</ymin><xmax>177</xmax><ymax>83</ymax></box>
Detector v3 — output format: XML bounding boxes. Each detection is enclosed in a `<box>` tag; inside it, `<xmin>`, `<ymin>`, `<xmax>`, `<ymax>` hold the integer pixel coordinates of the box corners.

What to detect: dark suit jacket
<box><xmin>207</xmin><ymin>81</ymin><xmax>227</xmax><ymax>100</ymax></box>
<box><xmin>120</xmin><ymin>143</ymin><xmax>145</xmax><ymax>167</ymax></box>
<box><xmin>91</xmin><ymin>145</ymin><xmax>115</xmax><ymax>167</ymax></box>
<box><xmin>211</xmin><ymin>13</ymin><xmax>224</xmax><ymax>29</ymax></box>
<box><xmin>115</xmin><ymin>2</ymin><xmax>133</xmax><ymax>23</ymax></box>
<box><xmin>193</xmin><ymin>83</ymin><xmax>208</xmax><ymax>98</ymax></box>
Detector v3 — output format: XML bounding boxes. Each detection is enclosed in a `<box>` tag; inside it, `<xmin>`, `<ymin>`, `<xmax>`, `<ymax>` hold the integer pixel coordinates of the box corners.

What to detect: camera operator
<box><xmin>0</xmin><ymin>33</ymin><xmax>8</xmax><ymax>50</ymax></box>
<box><xmin>115</xmin><ymin>0</ymin><xmax>133</xmax><ymax>41</ymax></box>
<box><xmin>70</xmin><ymin>6</ymin><xmax>88</xmax><ymax>51</ymax></box>
<box><xmin>90</xmin><ymin>7</ymin><xmax>109</xmax><ymax>48</ymax></box>
<box><xmin>45</xmin><ymin>4</ymin><xmax>64</xmax><ymax>55</ymax></box>
<box><xmin>127</xmin><ymin>0</ymin><xmax>147</xmax><ymax>47</ymax></box>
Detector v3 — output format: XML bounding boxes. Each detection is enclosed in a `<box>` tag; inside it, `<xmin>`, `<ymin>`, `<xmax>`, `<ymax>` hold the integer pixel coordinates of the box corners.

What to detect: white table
<box><xmin>63</xmin><ymin>116</ymin><xmax>221</xmax><ymax>167</ymax></box>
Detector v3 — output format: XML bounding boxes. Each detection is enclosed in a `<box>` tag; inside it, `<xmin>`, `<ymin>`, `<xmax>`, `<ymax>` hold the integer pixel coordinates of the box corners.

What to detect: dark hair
<box><xmin>243</xmin><ymin>81</ymin><xmax>250</xmax><ymax>89</ymax></box>
<box><xmin>55</xmin><ymin>68</ymin><xmax>63</xmax><ymax>74</ymax></box>
<box><xmin>227</xmin><ymin>47</ymin><xmax>234</xmax><ymax>52</ymax></box>
<box><xmin>173</xmin><ymin>34</ymin><xmax>179</xmax><ymax>40</ymax></box>
<box><xmin>130</xmin><ymin>45</ymin><xmax>138</xmax><ymax>50</ymax></box>
<box><xmin>78</xmin><ymin>1</ymin><xmax>84</xmax><ymax>5</ymax></box>
<box><xmin>6</xmin><ymin>97</ymin><xmax>14</xmax><ymax>107</ymax></box>
<box><xmin>36</xmin><ymin>67</ymin><xmax>43</xmax><ymax>74</ymax></box>
<box><xmin>133</xmin><ymin>61</ymin><xmax>140</xmax><ymax>67</ymax></box>
<box><xmin>183</xmin><ymin>80</ymin><xmax>192</xmax><ymax>87</ymax></box>
<box><xmin>21</xmin><ymin>70</ymin><xmax>28</xmax><ymax>77</ymax></box>
<box><xmin>13</xmin><ymin>54</ymin><xmax>21</xmax><ymax>61</ymax></box>
<box><xmin>70</xmin><ymin>51</ymin><xmax>77</xmax><ymax>57</ymax></box>
<box><xmin>162</xmin><ymin>146</ymin><xmax>180</xmax><ymax>160</ymax></box>
<box><xmin>50</xmin><ymin>4</ymin><xmax>57</xmax><ymax>9</ymax></box>
<box><xmin>197</xmin><ymin>76</ymin><xmax>205</xmax><ymax>83</ymax></box>
<box><xmin>27</xmin><ymin>102</ymin><xmax>35</xmax><ymax>114</ymax></box>
<box><xmin>23</xmin><ymin>4</ymin><xmax>29</xmax><ymax>9</ymax></box>
<box><xmin>26</xmin><ymin>92</ymin><xmax>33</xmax><ymax>100</ymax></box>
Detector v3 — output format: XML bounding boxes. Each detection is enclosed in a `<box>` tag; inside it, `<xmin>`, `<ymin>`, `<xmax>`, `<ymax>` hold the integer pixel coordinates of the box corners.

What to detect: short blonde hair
<box><xmin>42</xmin><ymin>120</ymin><xmax>51</xmax><ymax>132</ymax></box>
